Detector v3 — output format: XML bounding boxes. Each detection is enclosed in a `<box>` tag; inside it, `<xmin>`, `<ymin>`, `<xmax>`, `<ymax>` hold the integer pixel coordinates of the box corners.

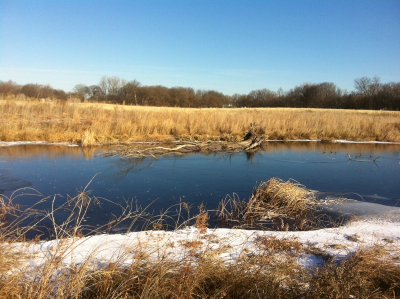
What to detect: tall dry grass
<box><xmin>1</xmin><ymin>98</ymin><xmax>400</xmax><ymax>144</ymax></box>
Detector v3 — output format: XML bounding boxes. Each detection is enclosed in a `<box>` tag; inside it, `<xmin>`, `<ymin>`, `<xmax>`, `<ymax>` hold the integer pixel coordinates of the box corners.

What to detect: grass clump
<box><xmin>81</xmin><ymin>129</ymin><xmax>97</xmax><ymax>147</ymax></box>
<box><xmin>218</xmin><ymin>178</ymin><xmax>318</xmax><ymax>230</ymax></box>
<box><xmin>255</xmin><ymin>235</ymin><xmax>304</xmax><ymax>254</ymax></box>
<box><xmin>247</xmin><ymin>178</ymin><xmax>316</xmax><ymax>219</ymax></box>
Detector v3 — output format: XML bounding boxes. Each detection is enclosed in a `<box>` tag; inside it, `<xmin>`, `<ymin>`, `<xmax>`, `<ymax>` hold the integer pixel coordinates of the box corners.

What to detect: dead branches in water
<box><xmin>243</xmin><ymin>122</ymin><xmax>265</xmax><ymax>151</ymax></box>
<box><xmin>122</xmin><ymin>143</ymin><xmax>202</xmax><ymax>159</ymax></box>
<box><xmin>217</xmin><ymin>178</ymin><xmax>318</xmax><ymax>230</ymax></box>
<box><xmin>103</xmin><ymin>123</ymin><xmax>266</xmax><ymax>159</ymax></box>
<box><xmin>103</xmin><ymin>141</ymin><xmax>245</xmax><ymax>159</ymax></box>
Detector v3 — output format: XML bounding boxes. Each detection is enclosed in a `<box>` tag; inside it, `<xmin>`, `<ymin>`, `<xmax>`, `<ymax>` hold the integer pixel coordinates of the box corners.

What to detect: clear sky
<box><xmin>1</xmin><ymin>0</ymin><xmax>399</xmax><ymax>95</ymax></box>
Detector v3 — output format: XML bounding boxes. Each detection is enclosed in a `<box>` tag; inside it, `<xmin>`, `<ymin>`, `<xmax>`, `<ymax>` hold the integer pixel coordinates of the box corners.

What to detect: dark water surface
<box><xmin>1</xmin><ymin>142</ymin><xmax>399</xmax><ymax>231</ymax></box>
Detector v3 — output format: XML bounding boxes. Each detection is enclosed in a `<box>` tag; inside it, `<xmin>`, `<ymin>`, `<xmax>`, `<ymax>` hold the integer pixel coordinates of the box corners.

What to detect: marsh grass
<box><xmin>248</xmin><ymin>178</ymin><xmax>316</xmax><ymax>219</ymax></box>
<box><xmin>217</xmin><ymin>178</ymin><xmax>321</xmax><ymax>230</ymax></box>
<box><xmin>0</xmin><ymin>183</ymin><xmax>399</xmax><ymax>298</ymax></box>
<box><xmin>1</xmin><ymin>98</ymin><xmax>400</xmax><ymax>144</ymax></box>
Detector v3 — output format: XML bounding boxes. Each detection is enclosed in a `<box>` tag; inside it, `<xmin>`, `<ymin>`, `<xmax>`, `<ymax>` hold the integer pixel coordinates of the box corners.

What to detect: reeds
<box><xmin>1</xmin><ymin>98</ymin><xmax>400</xmax><ymax>144</ymax></box>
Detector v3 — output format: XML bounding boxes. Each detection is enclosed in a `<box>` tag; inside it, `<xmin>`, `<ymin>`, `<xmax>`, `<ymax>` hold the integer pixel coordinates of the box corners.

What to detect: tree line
<box><xmin>1</xmin><ymin>76</ymin><xmax>399</xmax><ymax>110</ymax></box>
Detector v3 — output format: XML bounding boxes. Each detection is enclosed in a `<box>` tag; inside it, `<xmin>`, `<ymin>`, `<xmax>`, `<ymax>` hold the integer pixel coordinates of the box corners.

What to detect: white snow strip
<box><xmin>333</xmin><ymin>139</ymin><xmax>400</xmax><ymax>144</ymax></box>
<box><xmin>0</xmin><ymin>141</ymin><xmax>79</xmax><ymax>147</ymax></box>
<box><xmin>265</xmin><ymin>139</ymin><xmax>400</xmax><ymax>144</ymax></box>
<box><xmin>8</xmin><ymin>220</ymin><xmax>400</xmax><ymax>278</ymax></box>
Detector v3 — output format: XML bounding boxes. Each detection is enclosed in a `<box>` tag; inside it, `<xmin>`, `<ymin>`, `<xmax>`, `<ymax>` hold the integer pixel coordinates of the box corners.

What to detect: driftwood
<box><xmin>102</xmin><ymin>123</ymin><xmax>265</xmax><ymax>159</ymax></box>
<box><xmin>243</xmin><ymin>122</ymin><xmax>265</xmax><ymax>151</ymax></box>
<box><xmin>245</xmin><ymin>136</ymin><xmax>264</xmax><ymax>151</ymax></box>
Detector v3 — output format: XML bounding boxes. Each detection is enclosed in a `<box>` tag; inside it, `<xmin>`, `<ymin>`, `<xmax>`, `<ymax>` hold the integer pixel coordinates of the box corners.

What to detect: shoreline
<box><xmin>1</xmin><ymin>139</ymin><xmax>400</xmax><ymax>147</ymax></box>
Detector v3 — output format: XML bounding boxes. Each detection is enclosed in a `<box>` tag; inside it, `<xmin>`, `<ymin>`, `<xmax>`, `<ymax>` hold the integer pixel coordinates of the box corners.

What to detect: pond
<box><xmin>1</xmin><ymin>142</ymin><xmax>399</xmax><ymax>234</ymax></box>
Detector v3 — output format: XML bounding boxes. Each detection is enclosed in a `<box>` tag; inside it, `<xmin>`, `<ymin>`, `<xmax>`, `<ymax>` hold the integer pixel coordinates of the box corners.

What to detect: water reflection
<box><xmin>262</xmin><ymin>141</ymin><xmax>400</xmax><ymax>155</ymax></box>
<box><xmin>104</xmin><ymin>157</ymin><xmax>158</xmax><ymax>184</ymax></box>
<box><xmin>1</xmin><ymin>141</ymin><xmax>399</xmax><ymax>161</ymax></box>
<box><xmin>0</xmin><ymin>144</ymin><xmax>102</xmax><ymax>160</ymax></box>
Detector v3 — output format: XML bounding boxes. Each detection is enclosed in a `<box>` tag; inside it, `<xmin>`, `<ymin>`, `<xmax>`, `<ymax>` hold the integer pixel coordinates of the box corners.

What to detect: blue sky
<box><xmin>1</xmin><ymin>0</ymin><xmax>399</xmax><ymax>95</ymax></box>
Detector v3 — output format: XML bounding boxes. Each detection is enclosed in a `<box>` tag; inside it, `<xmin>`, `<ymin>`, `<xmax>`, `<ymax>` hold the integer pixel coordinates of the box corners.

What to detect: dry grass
<box><xmin>1</xmin><ymin>243</ymin><xmax>398</xmax><ymax>298</ymax></box>
<box><xmin>247</xmin><ymin>178</ymin><xmax>316</xmax><ymax>219</ymax></box>
<box><xmin>309</xmin><ymin>246</ymin><xmax>400</xmax><ymax>298</ymax></box>
<box><xmin>194</xmin><ymin>204</ymin><xmax>209</xmax><ymax>234</ymax></box>
<box><xmin>217</xmin><ymin>178</ymin><xmax>320</xmax><ymax>230</ymax></box>
<box><xmin>1</xmin><ymin>98</ymin><xmax>400</xmax><ymax>145</ymax></box>
<box><xmin>0</xmin><ymin>187</ymin><xmax>399</xmax><ymax>298</ymax></box>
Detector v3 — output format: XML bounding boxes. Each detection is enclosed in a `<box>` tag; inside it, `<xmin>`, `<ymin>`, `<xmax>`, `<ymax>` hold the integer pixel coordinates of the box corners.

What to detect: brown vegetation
<box><xmin>1</xmin><ymin>98</ymin><xmax>400</xmax><ymax>145</ymax></box>
<box><xmin>217</xmin><ymin>178</ymin><xmax>322</xmax><ymax>230</ymax></box>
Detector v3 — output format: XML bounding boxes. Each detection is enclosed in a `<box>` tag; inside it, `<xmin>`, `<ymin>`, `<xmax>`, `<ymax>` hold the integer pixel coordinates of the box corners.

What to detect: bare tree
<box><xmin>21</xmin><ymin>84</ymin><xmax>42</xmax><ymax>99</ymax></box>
<box><xmin>121</xmin><ymin>80</ymin><xmax>141</xmax><ymax>105</ymax></box>
<box><xmin>354</xmin><ymin>76</ymin><xmax>381</xmax><ymax>109</ymax></box>
<box><xmin>0</xmin><ymin>80</ymin><xmax>20</xmax><ymax>95</ymax></box>
<box><xmin>73</xmin><ymin>84</ymin><xmax>90</xmax><ymax>100</ymax></box>
<box><xmin>88</xmin><ymin>85</ymin><xmax>103</xmax><ymax>101</ymax></box>
<box><xmin>99</xmin><ymin>76</ymin><xmax>124</xmax><ymax>102</ymax></box>
<box><xmin>354</xmin><ymin>76</ymin><xmax>381</xmax><ymax>97</ymax></box>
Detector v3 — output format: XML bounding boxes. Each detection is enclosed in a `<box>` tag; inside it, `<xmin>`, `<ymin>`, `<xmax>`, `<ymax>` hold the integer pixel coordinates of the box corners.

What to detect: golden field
<box><xmin>1</xmin><ymin>98</ymin><xmax>400</xmax><ymax>144</ymax></box>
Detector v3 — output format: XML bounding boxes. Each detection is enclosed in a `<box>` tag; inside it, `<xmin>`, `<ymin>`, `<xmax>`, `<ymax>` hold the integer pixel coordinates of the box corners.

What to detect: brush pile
<box><xmin>102</xmin><ymin>123</ymin><xmax>266</xmax><ymax>158</ymax></box>
<box><xmin>242</xmin><ymin>122</ymin><xmax>265</xmax><ymax>151</ymax></box>
<box><xmin>218</xmin><ymin>178</ymin><xmax>318</xmax><ymax>230</ymax></box>
<box><xmin>102</xmin><ymin>139</ymin><xmax>265</xmax><ymax>160</ymax></box>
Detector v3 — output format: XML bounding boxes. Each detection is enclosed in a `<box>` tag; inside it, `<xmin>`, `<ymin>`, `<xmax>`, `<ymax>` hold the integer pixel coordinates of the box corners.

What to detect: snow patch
<box><xmin>8</xmin><ymin>220</ymin><xmax>400</xmax><ymax>279</ymax></box>
<box><xmin>0</xmin><ymin>141</ymin><xmax>79</xmax><ymax>147</ymax></box>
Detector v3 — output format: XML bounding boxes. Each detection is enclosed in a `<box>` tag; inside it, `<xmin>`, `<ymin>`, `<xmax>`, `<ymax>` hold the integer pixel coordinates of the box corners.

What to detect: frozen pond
<box><xmin>1</xmin><ymin>142</ymin><xmax>399</xmax><ymax>233</ymax></box>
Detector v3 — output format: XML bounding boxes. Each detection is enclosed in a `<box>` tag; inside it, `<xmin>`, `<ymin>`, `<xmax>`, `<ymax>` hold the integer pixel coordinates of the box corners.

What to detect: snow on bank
<box><xmin>332</xmin><ymin>139</ymin><xmax>400</xmax><ymax>144</ymax></box>
<box><xmin>266</xmin><ymin>139</ymin><xmax>400</xmax><ymax>144</ymax></box>
<box><xmin>9</xmin><ymin>220</ymin><xmax>400</xmax><ymax>277</ymax></box>
<box><xmin>0</xmin><ymin>141</ymin><xmax>79</xmax><ymax>147</ymax></box>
